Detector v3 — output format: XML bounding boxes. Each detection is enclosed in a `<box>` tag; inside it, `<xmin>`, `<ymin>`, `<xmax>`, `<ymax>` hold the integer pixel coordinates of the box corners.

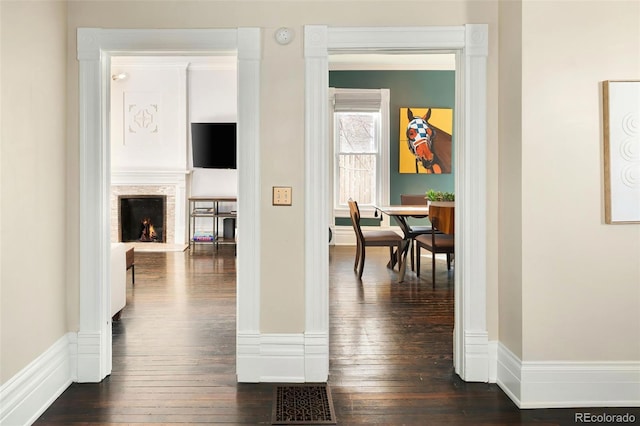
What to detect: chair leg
<box><xmin>358</xmin><ymin>246</ymin><xmax>366</xmax><ymax>279</ymax></box>
<box><xmin>354</xmin><ymin>241</ymin><xmax>361</xmax><ymax>273</ymax></box>
<box><xmin>410</xmin><ymin>240</ymin><xmax>415</xmax><ymax>271</ymax></box>
<box><xmin>389</xmin><ymin>246</ymin><xmax>395</xmax><ymax>269</ymax></box>
<box><xmin>446</xmin><ymin>253</ymin><xmax>452</xmax><ymax>270</ymax></box>
<box><xmin>432</xmin><ymin>252</ymin><xmax>436</xmax><ymax>289</ymax></box>
<box><xmin>416</xmin><ymin>244</ymin><xmax>421</xmax><ymax>277</ymax></box>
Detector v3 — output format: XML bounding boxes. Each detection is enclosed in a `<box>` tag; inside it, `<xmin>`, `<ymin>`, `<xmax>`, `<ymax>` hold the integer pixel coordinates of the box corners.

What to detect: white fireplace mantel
<box><xmin>111</xmin><ymin>169</ymin><xmax>190</xmax><ymax>185</ymax></box>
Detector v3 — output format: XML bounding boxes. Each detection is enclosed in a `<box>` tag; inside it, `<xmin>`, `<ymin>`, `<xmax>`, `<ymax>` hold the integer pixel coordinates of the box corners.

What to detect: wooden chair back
<box><xmin>400</xmin><ymin>194</ymin><xmax>428</xmax><ymax>206</ymax></box>
<box><xmin>428</xmin><ymin>204</ymin><xmax>454</xmax><ymax>235</ymax></box>
<box><xmin>348</xmin><ymin>198</ymin><xmax>364</xmax><ymax>244</ymax></box>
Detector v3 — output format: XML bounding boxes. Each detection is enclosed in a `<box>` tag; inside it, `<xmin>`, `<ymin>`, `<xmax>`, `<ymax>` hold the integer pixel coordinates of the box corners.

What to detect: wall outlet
<box><xmin>272</xmin><ymin>186</ymin><xmax>292</xmax><ymax>206</ymax></box>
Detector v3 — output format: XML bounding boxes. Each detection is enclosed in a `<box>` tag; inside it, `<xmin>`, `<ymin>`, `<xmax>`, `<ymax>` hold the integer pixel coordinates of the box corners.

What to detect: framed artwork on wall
<box><xmin>602</xmin><ymin>80</ymin><xmax>640</xmax><ymax>224</ymax></box>
<box><xmin>399</xmin><ymin>107</ymin><xmax>453</xmax><ymax>174</ymax></box>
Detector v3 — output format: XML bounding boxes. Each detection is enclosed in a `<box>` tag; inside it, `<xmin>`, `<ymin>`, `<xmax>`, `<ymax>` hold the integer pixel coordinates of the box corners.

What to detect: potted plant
<box><xmin>425</xmin><ymin>189</ymin><xmax>455</xmax><ymax>207</ymax></box>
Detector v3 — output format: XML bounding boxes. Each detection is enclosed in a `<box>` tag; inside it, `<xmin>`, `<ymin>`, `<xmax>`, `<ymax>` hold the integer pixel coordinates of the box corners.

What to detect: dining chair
<box><xmin>414</xmin><ymin>204</ymin><xmax>455</xmax><ymax>288</ymax></box>
<box><xmin>348</xmin><ymin>198</ymin><xmax>403</xmax><ymax>279</ymax></box>
<box><xmin>400</xmin><ymin>194</ymin><xmax>437</xmax><ymax>271</ymax></box>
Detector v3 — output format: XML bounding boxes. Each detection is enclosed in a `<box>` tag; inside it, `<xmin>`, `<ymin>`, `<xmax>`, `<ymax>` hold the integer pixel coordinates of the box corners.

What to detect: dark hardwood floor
<box><xmin>34</xmin><ymin>245</ymin><xmax>638</xmax><ymax>425</ymax></box>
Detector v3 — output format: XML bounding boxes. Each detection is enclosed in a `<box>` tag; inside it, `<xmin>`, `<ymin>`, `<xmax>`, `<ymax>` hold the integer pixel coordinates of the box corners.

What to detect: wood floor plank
<box><xmin>34</xmin><ymin>245</ymin><xmax>639</xmax><ymax>425</ymax></box>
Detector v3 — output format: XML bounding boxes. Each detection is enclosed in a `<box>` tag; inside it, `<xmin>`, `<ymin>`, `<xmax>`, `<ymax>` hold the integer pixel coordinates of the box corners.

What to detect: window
<box><xmin>330</xmin><ymin>88</ymin><xmax>390</xmax><ymax>220</ymax></box>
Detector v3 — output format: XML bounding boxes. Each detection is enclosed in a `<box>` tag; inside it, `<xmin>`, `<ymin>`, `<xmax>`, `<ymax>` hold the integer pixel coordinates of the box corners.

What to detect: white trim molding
<box><xmin>304</xmin><ymin>25</ymin><xmax>331</xmax><ymax>383</ymax></box>
<box><xmin>237</xmin><ymin>333</ymin><xmax>306</xmax><ymax>382</ymax></box>
<box><xmin>0</xmin><ymin>334</ymin><xmax>75</xmax><ymax>426</ymax></box>
<box><xmin>497</xmin><ymin>343</ymin><xmax>640</xmax><ymax>408</ymax></box>
<box><xmin>304</xmin><ymin>24</ymin><xmax>489</xmax><ymax>383</ymax></box>
<box><xmin>77</xmin><ymin>28</ymin><xmax>262</xmax><ymax>384</ymax></box>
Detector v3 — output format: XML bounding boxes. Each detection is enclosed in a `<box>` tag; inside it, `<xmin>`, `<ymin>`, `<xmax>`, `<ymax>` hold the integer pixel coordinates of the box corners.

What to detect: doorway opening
<box><xmin>304</xmin><ymin>25</ymin><xmax>490</xmax><ymax>382</ymax></box>
<box><xmin>77</xmin><ymin>28</ymin><xmax>261</xmax><ymax>382</ymax></box>
<box><xmin>327</xmin><ymin>52</ymin><xmax>458</xmax><ymax>371</ymax></box>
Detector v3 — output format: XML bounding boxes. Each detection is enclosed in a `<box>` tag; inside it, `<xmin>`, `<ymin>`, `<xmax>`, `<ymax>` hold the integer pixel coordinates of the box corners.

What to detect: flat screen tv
<box><xmin>191</xmin><ymin>122</ymin><xmax>237</xmax><ymax>169</ymax></box>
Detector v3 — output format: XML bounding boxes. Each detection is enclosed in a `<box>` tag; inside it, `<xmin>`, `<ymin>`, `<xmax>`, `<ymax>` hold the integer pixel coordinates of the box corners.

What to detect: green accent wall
<box><xmin>329</xmin><ymin>70</ymin><xmax>455</xmax><ymax>205</ymax></box>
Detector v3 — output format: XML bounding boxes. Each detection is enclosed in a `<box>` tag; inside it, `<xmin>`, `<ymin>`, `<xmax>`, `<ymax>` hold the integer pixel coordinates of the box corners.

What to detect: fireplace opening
<box><xmin>119</xmin><ymin>196</ymin><xmax>166</xmax><ymax>243</ymax></box>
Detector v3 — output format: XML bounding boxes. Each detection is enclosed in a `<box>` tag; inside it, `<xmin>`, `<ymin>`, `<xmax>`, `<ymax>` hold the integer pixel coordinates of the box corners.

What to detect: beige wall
<box><xmin>7</xmin><ymin>0</ymin><xmax>635</xmax><ymax>390</ymax></box>
<box><xmin>64</xmin><ymin>1</ymin><xmax>501</xmax><ymax>334</ymax></box>
<box><xmin>498</xmin><ymin>0</ymin><xmax>524</xmax><ymax>359</ymax></box>
<box><xmin>0</xmin><ymin>0</ymin><xmax>68</xmax><ymax>382</ymax></box>
<box><xmin>521</xmin><ymin>0</ymin><xmax>640</xmax><ymax>360</ymax></box>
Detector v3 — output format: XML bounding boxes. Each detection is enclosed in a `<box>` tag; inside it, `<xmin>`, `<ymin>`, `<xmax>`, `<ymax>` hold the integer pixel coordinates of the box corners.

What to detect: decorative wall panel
<box><xmin>603</xmin><ymin>80</ymin><xmax>640</xmax><ymax>223</ymax></box>
<box><xmin>124</xmin><ymin>91</ymin><xmax>161</xmax><ymax>145</ymax></box>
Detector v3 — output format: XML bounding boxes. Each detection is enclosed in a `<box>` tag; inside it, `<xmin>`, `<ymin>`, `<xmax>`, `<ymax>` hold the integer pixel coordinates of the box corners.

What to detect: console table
<box><xmin>188</xmin><ymin>196</ymin><xmax>237</xmax><ymax>250</ymax></box>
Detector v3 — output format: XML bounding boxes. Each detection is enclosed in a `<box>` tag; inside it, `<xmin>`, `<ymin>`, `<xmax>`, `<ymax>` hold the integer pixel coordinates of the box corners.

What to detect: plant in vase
<box><xmin>425</xmin><ymin>189</ymin><xmax>455</xmax><ymax>206</ymax></box>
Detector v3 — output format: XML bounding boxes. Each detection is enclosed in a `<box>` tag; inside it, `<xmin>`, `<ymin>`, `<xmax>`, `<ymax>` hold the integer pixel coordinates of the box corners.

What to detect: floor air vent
<box><xmin>272</xmin><ymin>384</ymin><xmax>336</xmax><ymax>425</ymax></box>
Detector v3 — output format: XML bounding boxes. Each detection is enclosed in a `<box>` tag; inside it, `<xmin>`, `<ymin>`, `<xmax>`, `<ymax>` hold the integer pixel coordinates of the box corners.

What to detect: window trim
<box><xmin>329</xmin><ymin>88</ymin><xmax>390</xmax><ymax>222</ymax></box>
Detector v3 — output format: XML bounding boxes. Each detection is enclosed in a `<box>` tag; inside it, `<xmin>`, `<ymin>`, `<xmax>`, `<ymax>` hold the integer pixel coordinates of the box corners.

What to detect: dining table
<box><xmin>374</xmin><ymin>204</ymin><xmax>431</xmax><ymax>282</ymax></box>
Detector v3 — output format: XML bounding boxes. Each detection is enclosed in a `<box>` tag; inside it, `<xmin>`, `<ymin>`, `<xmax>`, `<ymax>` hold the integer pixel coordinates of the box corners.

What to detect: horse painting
<box><xmin>403</xmin><ymin>107</ymin><xmax>452</xmax><ymax>174</ymax></box>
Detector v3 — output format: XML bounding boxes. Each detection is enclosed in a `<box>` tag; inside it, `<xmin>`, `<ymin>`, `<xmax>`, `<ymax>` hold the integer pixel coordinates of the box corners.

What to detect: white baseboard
<box><xmin>496</xmin><ymin>342</ymin><xmax>523</xmax><ymax>406</ymax></box>
<box><xmin>0</xmin><ymin>333</ymin><xmax>75</xmax><ymax>426</ymax></box>
<box><xmin>305</xmin><ymin>332</ymin><xmax>329</xmax><ymax>382</ymax></box>
<box><xmin>259</xmin><ymin>334</ymin><xmax>305</xmax><ymax>382</ymax></box>
<box><xmin>236</xmin><ymin>332</ymin><xmax>261</xmax><ymax>382</ymax></box>
<box><xmin>488</xmin><ymin>340</ymin><xmax>498</xmax><ymax>383</ymax></box>
<box><xmin>497</xmin><ymin>342</ymin><xmax>640</xmax><ymax>408</ymax></box>
<box><xmin>331</xmin><ymin>226</ymin><xmax>356</xmax><ymax>246</ymax></box>
<box><xmin>237</xmin><ymin>332</ymin><xmax>328</xmax><ymax>383</ymax></box>
<box><xmin>76</xmin><ymin>331</ymin><xmax>104</xmax><ymax>383</ymax></box>
<box><xmin>460</xmin><ymin>330</ymin><xmax>490</xmax><ymax>382</ymax></box>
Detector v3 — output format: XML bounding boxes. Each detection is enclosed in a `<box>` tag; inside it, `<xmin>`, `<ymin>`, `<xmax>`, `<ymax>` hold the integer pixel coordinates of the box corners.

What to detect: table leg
<box><xmin>397</xmin><ymin>238</ymin><xmax>410</xmax><ymax>282</ymax></box>
<box><xmin>393</xmin><ymin>216</ymin><xmax>412</xmax><ymax>283</ymax></box>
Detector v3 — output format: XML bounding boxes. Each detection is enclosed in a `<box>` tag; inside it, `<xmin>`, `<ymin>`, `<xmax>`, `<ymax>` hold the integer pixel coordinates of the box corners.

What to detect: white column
<box><xmin>235</xmin><ymin>27</ymin><xmax>263</xmax><ymax>382</ymax></box>
<box><xmin>77</xmin><ymin>28</ymin><xmax>111</xmax><ymax>382</ymax></box>
<box><xmin>303</xmin><ymin>25</ymin><xmax>330</xmax><ymax>382</ymax></box>
<box><xmin>457</xmin><ymin>23</ymin><xmax>490</xmax><ymax>382</ymax></box>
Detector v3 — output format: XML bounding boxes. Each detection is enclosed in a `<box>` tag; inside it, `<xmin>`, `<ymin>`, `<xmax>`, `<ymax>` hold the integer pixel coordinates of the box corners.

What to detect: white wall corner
<box><xmin>488</xmin><ymin>340</ymin><xmax>498</xmax><ymax>383</ymax></box>
<box><xmin>68</xmin><ymin>332</ymin><xmax>78</xmax><ymax>383</ymax></box>
<box><xmin>0</xmin><ymin>333</ymin><xmax>74</xmax><ymax>426</ymax></box>
<box><xmin>496</xmin><ymin>342</ymin><xmax>523</xmax><ymax>408</ymax></box>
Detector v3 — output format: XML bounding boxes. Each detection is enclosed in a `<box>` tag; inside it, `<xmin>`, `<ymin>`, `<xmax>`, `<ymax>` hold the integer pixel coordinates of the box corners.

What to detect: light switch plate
<box><xmin>272</xmin><ymin>186</ymin><xmax>292</xmax><ymax>206</ymax></box>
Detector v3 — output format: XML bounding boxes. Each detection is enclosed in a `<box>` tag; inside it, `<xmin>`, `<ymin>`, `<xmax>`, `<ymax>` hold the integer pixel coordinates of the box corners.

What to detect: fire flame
<box><xmin>140</xmin><ymin>217</ymin><xmax>157</xmax><ymax>242</ymax></box>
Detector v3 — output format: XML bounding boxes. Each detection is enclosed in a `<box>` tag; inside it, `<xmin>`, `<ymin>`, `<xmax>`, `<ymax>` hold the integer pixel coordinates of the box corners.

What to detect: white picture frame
<box><xmin>602</xmin><ymin>80</ymin><xmax>640</xmax><ymax>224</ymax></box>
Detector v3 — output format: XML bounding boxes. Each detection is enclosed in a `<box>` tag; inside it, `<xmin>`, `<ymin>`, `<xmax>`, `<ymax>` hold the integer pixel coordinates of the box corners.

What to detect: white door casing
<box><xmin>304</xmin><ymin>25</ymin><xmax>489</xmax><ymax>382</ymax></box>
<box><xmin>76</xmin><ymin>28</ymin><xmax>261</xmax><ymax>382</ymax></box>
